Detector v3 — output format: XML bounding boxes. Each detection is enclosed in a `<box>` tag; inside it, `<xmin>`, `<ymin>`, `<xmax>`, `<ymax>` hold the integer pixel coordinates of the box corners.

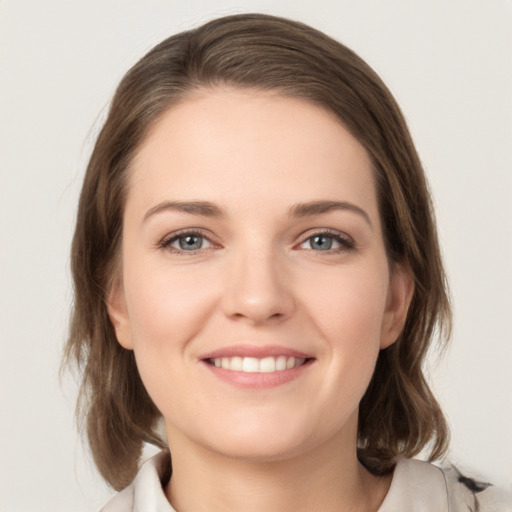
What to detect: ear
<box><xmin>380</xmin><ymin>264</ymin><xmax>415</xmax><ymax>349</ymax></box>
<box><xmin>106</xmin><ymin>276</ymin><xmax>134</xmax><ymax>350</ymax></box>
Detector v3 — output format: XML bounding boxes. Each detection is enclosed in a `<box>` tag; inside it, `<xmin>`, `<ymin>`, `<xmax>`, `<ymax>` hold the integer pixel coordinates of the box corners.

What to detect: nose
<box><xmin>221</xmin><ymin>246</ymin><xmax>296</xmax><ymax>325</ymax></box>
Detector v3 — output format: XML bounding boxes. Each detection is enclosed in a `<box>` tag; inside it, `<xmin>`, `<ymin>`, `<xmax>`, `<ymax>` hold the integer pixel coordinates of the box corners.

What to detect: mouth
<box><xmin>205</xmin><ymin>355</ymin><xmax>312</xmax><ymax>373</ymax></box>
<box><xmin>199</xmin><ymin>345</ymin><xmax>315</xmax><ymax>388</ymax></box>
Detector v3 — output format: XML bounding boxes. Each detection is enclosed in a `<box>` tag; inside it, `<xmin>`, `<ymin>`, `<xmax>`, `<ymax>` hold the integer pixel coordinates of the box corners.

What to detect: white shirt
<box><xmin>101</xmin><ymin>451</ymin><xmax>512</xmax><ymax>511</ymax></box>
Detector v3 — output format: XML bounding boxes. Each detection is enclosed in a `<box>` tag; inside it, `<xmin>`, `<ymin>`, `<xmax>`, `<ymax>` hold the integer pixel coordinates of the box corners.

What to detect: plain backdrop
<box><xmin>1</xmin><ymin>1</ymin><xmax>511</xmax><ymax>510</ymax></box>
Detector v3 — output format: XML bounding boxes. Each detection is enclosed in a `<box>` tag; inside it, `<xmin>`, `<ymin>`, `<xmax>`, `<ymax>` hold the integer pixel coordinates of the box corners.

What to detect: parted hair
<box><xmin>64</xmin><ymin>13</ymin><xmax>451</xmax><ymax>491</ymax></box>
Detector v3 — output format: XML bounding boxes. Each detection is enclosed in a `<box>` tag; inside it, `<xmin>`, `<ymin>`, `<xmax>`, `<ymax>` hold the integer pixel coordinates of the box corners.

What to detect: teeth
<box><xmin>260</xmin><ymin>357</ymin><xmax>275</xmax><ymax>373</ymax></box>
<box><xmin>276</xmin><ymin>356</ymin><xmax>287</xmax><ymax>371</ymax></box>
<box><xmin>211</xmin><ymin>356</ymin><xmax>307</xmax><ymax>373</ymax></box>
<box><xmin>230</xmin><ymin>356</ymin><xmax>243</xmax><ymax>371</ymax></box>
<box><xmin>242</xmin><ymin>357</ymin><xmax>260</xmax><ymax>373</ymax></box>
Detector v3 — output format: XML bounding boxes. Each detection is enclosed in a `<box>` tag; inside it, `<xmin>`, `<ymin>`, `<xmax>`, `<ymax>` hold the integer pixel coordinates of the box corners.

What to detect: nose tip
<box><xmin>228</xmin><ymin>296</ymin><xmax>288</xmax><ymax>324</ymax></box>
<box><xmin>221</xmin><ymin>252</ymin><xmax>295</xmax><ymax>325</ymax></box>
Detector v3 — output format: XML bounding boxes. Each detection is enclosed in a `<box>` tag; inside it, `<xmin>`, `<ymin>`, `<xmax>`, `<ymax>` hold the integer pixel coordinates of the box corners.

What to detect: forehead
<box><xmin>127</xmin><ymin>87</ymin><xmax>378</xmax><ymax>220</ymax></box>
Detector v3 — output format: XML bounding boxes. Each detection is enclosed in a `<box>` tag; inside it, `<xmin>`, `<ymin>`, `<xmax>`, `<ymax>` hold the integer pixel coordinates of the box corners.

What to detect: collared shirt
<box><xmin>101</xmin><ymin>451</ymin><xmax>512</xmax><ymax>511</ymax></box>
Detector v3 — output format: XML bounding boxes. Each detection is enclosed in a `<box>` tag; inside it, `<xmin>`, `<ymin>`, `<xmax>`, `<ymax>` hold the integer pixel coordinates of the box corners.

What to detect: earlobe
<box><xmin>380</xmin><ymin>264</ymin><xmax>415</xmax><ymax>349</ymax></box>
<box><xmin>106</xmin><ymin>276</ymin><xmax>134</xmax><ymax>350</ymax></box>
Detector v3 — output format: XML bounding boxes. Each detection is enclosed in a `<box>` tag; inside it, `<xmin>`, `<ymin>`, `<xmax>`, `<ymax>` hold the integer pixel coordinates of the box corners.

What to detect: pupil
<box><xmin>179</xmin><ymin>235</ymin><xmax>202</xmax><ymax>250</ymax></box>
<box><xmin>312</xmin><ymin>235</ymin><xmax>332</xmax><ymax>250</ymax></box>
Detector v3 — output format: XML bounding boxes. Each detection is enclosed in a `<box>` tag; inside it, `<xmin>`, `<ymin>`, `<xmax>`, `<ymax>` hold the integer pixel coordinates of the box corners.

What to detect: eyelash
<box><xmin>297</xmin><ymin>228</ymin><xmax>355</xmax><ymax>253</ymax></box>
<box><xmin>158</xmin><ymin>229</ymin><xmax>216</xmax><ymax>255</ymax></box>
<box><xmin>158</xmin><ymin>228</ymin><xmax>355</xmax><ymax>255</ymax></box>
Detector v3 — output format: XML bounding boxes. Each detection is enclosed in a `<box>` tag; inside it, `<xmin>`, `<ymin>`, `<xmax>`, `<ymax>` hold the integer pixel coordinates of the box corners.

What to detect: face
<box><xmin>108</xmin><ymin>88</ymin><xmax>412</xmax><ymax>462</ymax></box>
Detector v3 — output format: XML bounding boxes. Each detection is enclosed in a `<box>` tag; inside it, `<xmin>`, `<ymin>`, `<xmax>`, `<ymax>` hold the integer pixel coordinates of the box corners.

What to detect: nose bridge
<box><xmin>222</xmin><ymin>237</ymin><xmax>294</xmax><ymax>323</ymax></box>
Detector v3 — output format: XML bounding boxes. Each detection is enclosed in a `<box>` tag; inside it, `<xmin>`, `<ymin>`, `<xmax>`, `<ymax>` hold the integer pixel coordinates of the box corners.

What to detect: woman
<box><xmin>64</xmin><ymin>13</ymin><xmax>512</xmax><ymax>511</ymax></box>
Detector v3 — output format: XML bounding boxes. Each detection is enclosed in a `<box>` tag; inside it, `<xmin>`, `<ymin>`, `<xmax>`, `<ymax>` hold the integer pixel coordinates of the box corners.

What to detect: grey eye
<box><xmin>175</xmin><ymin>234</ymin><xmax>209</xmax><ymax>251</ymax></box>
<box><xmin>308</xmin><ymin>234</ymin><xmax>335</xmax><ymax>251</ymax></box>
<box><xmin>298</xmin><ymin>232</ymin><xmax>353</xmax><ymax>252</ymax></box>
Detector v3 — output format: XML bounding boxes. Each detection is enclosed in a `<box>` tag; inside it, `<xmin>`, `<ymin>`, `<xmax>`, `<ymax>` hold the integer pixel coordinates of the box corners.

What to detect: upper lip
<box><xmin>199</xmin><ymin>344</ymin><xmax>313</xmax><ymax>360</ymax></box>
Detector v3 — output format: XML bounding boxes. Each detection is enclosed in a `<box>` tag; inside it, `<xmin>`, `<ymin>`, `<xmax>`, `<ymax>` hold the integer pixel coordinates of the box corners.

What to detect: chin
<box><xmin>192</xmin><ymin>413</ymin><xmax>339</xmax><ymax>464</ymax></box>
<box><xmin>206</xmin><ymin>433</ymin><xmax>312</xmax><ymax>463</ymax></box>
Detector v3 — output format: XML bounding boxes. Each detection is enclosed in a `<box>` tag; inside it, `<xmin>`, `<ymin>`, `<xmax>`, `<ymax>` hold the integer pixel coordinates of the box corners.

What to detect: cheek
<box><xmin>122</xmin><ymin>262</ymin><xmax>219</xmax><ymax>417</ymax></box>
<box><xmin>303</xmin><ymin>263</ymin><xmax>389</xmax><ymax>400</ymax></box>
<box><xmin>307</xmin><ymin>263</ymin><xmax>389</xmax><ymax>346</ymax></box>
<box><xmin>120</xmin><ymin>254</ymin><xmax>221</xmax><ymax>391</ymax></box>
<box><xmin>123</xmin><ymin>257</ymin><xmax>219</xmax><ymax>349</ymax></box>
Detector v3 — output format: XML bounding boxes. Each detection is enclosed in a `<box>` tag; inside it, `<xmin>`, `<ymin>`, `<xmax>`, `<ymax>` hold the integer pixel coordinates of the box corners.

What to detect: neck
<box><xmin>164</xmin><ymin>416</ymin><xmax>391</xmax><ymax>512</ymax></box>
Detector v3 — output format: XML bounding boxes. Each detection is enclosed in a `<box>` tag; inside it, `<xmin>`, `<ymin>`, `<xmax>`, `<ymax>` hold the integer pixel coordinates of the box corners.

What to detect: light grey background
<box><xmin>1</xmin><ymin>1</ymin><xmax>511</xmax><ymax>510</ymax></box>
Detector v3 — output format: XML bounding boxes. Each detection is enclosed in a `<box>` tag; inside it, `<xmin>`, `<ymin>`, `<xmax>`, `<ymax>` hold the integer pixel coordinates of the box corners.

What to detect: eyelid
<box><xmin>157</xmin><ymin>227</ymin><xmax>355</xmax><ymax>254</ymax></box>
<box><xmin>295</xmin><ymin>228</ymin><xmax>355</xmax><ymax>251</ymax></box>
<box><xmin>158</xmin><ymin>228</ymin><xmax>220</xmax><ymax>254</ymax></box>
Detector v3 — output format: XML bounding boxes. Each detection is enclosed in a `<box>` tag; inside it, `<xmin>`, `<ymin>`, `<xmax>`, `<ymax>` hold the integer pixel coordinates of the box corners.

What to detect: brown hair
<box><xmin>64</xmin><ymin>13</ymin><xmax>451</xmax><ymax>491</ymax></box>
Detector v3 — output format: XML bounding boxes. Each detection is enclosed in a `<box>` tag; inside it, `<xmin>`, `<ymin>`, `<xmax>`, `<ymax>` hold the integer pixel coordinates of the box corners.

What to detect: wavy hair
<box><xmin>64</xmin><ymin>13</ymin><xmax>451</xmax><ymax>490</ymax></box>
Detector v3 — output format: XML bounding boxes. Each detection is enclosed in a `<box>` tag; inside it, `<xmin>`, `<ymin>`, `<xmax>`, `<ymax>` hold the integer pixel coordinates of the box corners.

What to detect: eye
<box><xmin>298</xmin><ymin>231</ymin><xmax>354</xmax><ymax>253</ymax></box>
<box><xmin>160</xmin><ymin>231</ymin><xmax>214</xmax><ymax>254</ymax></box>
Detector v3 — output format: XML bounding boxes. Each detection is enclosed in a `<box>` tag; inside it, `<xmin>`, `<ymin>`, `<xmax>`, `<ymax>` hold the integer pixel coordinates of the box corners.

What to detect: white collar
<box><xmin>102</xmin><ymin>453</ymin><xmax>450</xmax><ymax>511</ymax></box>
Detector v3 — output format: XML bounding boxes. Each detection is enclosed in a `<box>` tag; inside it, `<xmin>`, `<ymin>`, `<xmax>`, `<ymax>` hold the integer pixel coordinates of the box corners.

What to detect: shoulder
<box><xmin>439</xmin><ymin>463</ymin><xmax>512</xmax><ymax>512</ymax></box>
<box><xmin>379</xmin><ymin>458</ymin><xmax>512</xmax><ymax>512</ymax></box>
<box><xmin>379</xmin><ymin>458</ymin><xmax>449</xmax><ymax>510</ymax></box>
<box><xmin>100</xmin><ymin>451</ymin><xmax>174</xmax><ymax>512</ymax></box>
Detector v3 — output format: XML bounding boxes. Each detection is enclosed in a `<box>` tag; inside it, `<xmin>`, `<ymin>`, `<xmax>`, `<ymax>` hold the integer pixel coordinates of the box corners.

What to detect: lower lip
<box><xmin>201</xmin><ymin>360</ymin><xmax>314</xmax><ymax>389</ymax></box>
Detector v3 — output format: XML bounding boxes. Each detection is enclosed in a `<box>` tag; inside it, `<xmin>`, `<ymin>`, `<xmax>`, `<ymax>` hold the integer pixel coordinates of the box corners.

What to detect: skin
<box><xmin>108</xmin><ymin>87</ymin><xmax>414</xmax><ymax>512</ymax></box>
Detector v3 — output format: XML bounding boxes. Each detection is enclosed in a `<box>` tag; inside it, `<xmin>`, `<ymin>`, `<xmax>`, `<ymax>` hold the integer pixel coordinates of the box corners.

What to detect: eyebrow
<box><xmin>288</xmin><ymin>200</ymin><xmax>373</xmax><ymax>228</ymax></box>
<box><xmin>143</xmin><ymin>199</ymin><xmax>372</xmax><ymax>228</ymax></box>
<box><xmin>143</xmin><ymin>201</ymin><xmax>225</xmax><ymax>222</ymax></box>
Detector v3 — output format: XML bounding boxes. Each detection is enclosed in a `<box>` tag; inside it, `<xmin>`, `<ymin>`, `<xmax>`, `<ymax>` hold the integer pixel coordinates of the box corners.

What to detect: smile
<box><xmin>200</xmin><ymin>346</ymin><xmax>315</xmax><ymax>389</ymax></box>
<box><xmin>207</xmin><ymin>356</ymin><xmax>307</xmax><ymax>373</ymax></box>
